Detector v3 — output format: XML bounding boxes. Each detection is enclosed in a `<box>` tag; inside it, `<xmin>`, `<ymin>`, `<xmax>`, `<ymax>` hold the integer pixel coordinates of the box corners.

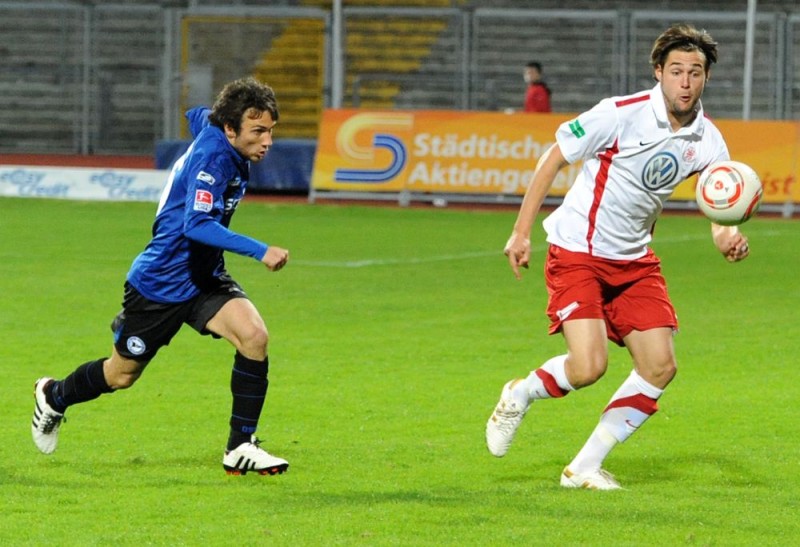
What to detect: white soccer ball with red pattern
<box><xmin>695</xmin><ymin>160</ymin><xmax>763</xmax><ymax>226</ymax></box>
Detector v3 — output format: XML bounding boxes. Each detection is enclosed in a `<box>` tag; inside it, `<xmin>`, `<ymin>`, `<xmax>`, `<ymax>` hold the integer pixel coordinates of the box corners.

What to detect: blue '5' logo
<box><xmin>335</xmin><ymin>134</ymin><xmax>406</xmax><ymax>183</ymax></box>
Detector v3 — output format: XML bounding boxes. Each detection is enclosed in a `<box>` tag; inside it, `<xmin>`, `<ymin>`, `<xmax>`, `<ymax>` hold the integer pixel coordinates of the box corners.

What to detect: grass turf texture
<box><xmin>1</xmin><ymin>196</ymin><xmax>798</xmax><ymax>545</ymax></box>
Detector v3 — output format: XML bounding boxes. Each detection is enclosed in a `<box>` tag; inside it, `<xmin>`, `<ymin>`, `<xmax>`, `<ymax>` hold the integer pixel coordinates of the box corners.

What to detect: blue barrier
<box><xmin>155</xmin><ymin>138</ymin><xmax>317</xmax><ymax>192</ymax></box>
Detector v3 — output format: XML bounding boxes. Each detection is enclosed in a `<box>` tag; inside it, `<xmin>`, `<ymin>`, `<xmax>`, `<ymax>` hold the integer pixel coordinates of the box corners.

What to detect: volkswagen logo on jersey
<box><xmin>641</xmin><ymin>152</ymin><xmax>679</xmax><ymax>190</ymax></box>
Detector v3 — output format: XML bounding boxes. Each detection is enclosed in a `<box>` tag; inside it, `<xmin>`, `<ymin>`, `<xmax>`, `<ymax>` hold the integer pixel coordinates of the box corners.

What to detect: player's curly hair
<box><xmin>650</xmin><ymin>23</ymin><xmax>718</xmax><ymax>73</ymax></box>
<box><xmin>209</xmin><ymin>77</ymin><xmax>279</xmax><ymax>133</ymax></box>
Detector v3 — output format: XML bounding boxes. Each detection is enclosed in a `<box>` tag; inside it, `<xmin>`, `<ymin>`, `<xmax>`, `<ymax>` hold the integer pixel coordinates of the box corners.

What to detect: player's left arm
<box><xmin>186</xmin><ymin>212</ymin><xmax>269</xmax><ymax>259</ymax></box>
<box><xmin>186</xmin><ymin>206</ymin><xmax>288</xmax><ymax>271</ymax></box>
<box><xmin>711</xmin><ymin>223</ymin><xmax>750</xmax><ymax>262</ymax></box>
<box><xmin>182</xmin><ymin>171</ymin><xmax>269</xmax><ymax>260</ymax></box>
<box><xmin>705</xmin><ymin>130</ymin><xmax>747</xmax><ymax>262</ymax></box>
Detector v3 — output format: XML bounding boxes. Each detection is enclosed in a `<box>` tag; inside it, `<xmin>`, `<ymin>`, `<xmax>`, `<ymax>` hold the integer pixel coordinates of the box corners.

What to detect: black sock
<box><xmin>227</xmin><ymin>352</ymin><xmax>269</xmax><ymax>451</ymax></box>
<box><xmin>47</xmin><ymin>358</ymin><xmax>114</xmax><ymax>413</ymax></box>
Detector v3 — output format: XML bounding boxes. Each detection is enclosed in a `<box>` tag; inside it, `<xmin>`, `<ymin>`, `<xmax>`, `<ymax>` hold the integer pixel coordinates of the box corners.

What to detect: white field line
<box><xmin>292</xmin><ymin>229</ymin><xmax>788</xmax><ymax>269</ymax></box>
<box><xmin>293</xmin><ymin>250</ymin><xmax>498</xmax><ymax>268</ymax></box>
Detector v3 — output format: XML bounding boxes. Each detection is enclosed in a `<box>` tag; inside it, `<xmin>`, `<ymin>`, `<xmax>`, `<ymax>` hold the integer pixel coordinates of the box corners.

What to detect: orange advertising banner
<box><xmin>312</xmin><ymin>109</ymin><xmax>576</xmax><ymax>197</ymax></box>
<box><xmin>311</xmin><ymin>109</ymin><xmax>799</xmax><ymax>205</ymax></box>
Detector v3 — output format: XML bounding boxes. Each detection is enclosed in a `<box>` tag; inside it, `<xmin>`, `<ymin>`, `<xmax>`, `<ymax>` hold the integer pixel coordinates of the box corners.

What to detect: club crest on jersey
<box><xmin>193</xmin><ymin>189</ymin><xmax>213</xmax><ymax>212</ymax></box>
<box><xmin>126</xmin><ymin>336</ymin><xmax>146</xmax><ymax>356</ymax></box>
<box><xmin>197</xmin><ymin>171</ymin><xmax>216</xmax><ymax>185</ymax></box>
<box><xmin>641</xmin><ymin>152</ymin><xmax>679</xmax><ymax>190</ymax></box>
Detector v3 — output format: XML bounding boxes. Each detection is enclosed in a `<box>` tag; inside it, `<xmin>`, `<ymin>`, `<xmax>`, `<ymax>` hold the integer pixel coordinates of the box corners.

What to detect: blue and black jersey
<box><xmin>126</xmin><ymin>107</ymin><xmax>268</xmax><ymax>303</ymax></box>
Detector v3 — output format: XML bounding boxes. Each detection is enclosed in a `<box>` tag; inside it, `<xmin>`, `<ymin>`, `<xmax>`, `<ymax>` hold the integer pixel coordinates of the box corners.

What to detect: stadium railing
<box><xmin>1</xmin><ymin>2</ymin><xmax>799</xmax><ymax>158</ymax></box>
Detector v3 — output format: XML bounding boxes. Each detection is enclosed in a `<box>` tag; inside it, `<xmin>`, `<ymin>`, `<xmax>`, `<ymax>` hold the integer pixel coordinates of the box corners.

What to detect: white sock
<box><xmin>568</xmin><ymin>370</ymin><xmax>662</xmax><ymax>472</ymax></box>
<box><xmin>510</xmin><ymin>354</ymin><xmax>574</xmax><ymax>405</ymax></box>
<box><xmin>568</xmin><ymin>424</ymin><xmax>618</xmax><ymax>473</ymax></box>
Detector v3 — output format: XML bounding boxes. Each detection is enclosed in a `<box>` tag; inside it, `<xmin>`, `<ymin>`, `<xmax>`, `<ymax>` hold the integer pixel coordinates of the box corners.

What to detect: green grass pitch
<box><xmin>1</xmin><ymin>196</ymin><xmax>798</xmax><ymax>545</ymax></box>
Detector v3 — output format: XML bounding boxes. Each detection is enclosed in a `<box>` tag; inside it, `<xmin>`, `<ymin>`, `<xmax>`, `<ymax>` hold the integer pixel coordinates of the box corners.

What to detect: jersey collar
<box><xmin>650</xmin><ymin>82</ymin><xmax>705</xmax><ymax>138</ymax></box>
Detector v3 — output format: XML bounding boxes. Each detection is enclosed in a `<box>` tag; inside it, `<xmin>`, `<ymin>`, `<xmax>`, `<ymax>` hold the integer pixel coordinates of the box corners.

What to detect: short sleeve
<box><xmin>556</xmin><ymin>98</ymin><xmax>618</xmax><ymax>164</ymax></box>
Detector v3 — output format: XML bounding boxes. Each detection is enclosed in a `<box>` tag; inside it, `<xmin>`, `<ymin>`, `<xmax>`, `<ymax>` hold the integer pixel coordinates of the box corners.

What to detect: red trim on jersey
<box><xmin>585</xmin><ymin>139</ymin><xmax>620</xmax><ymax>254</ymax></box>
<box><xmin>604</xmin><ymin>393</ymin><xmax>659</xmax><ymax>415</ymax></box>
<box><xmin>614</xmin><ymin>93</ymin><xmax>649</xmax><ymax>108</ymax></box>
<box><xmin>534</xmin><ymin>368</ymin><xmax>567</xmax><ymax>398</ymax></box>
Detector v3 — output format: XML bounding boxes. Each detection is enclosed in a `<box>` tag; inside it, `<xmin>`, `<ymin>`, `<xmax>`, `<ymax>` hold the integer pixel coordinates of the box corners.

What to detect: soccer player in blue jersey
<box><xmin>32</xmin><ymin>77</ymin><xmax>290</xmax><ymax>475</ymax></box>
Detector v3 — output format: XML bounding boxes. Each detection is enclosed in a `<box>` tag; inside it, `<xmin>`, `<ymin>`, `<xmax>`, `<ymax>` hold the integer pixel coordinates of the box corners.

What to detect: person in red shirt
<box><xmin>523</xmin><ymin>61</ymin><xmax>552</xmax><ymax>113</ymax></box>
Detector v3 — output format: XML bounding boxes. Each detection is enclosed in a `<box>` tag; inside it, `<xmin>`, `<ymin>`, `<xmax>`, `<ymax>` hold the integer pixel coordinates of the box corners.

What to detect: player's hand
<box><xmin>504</xmin><ymin>232</ymin><xmax>531</xmax><ymax>279</ymax></box>
<box><xmin>712</xmin><ymin>225</ymin><xmax>750</xmax><ymax>263</ymax></box>
<box><xmin>724</xmin><ymin>238</ymin><xmax>750</xmax><ymax>262</ymax></box>
<box><xmin>262</xmin><ymin>245</ymin><xmax>289</xmax><ymax>271</ymax></box>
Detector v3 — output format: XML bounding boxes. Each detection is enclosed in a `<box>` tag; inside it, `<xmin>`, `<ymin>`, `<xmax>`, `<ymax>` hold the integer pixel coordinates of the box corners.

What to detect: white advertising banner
<box><xmin>0</xmin><ymin>165</ymin><xmax>167</xmax><ymax>202</ymax></box>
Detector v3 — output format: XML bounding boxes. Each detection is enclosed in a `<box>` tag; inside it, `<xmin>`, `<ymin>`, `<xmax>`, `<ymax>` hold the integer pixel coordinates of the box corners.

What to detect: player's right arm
<box><xmin>507</xmin><ymin>99</ymin><xmax>617</xmax><ymax>278</ymax></box>
<box><xmin>505</xmin><ymin>143</ymin><xmax>568</xmax><ymax>279</ymax></box>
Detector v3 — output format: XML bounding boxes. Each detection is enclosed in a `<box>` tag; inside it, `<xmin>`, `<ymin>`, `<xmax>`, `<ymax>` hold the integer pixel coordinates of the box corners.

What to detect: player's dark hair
<box><xmin>209</xmin><ymin>77</ymin><xmax>279</xmax><ymax>133</ymax></box>
<box><xmin>650</xmin><ymin>23</ymin><xmax>718</xmax><ymax>73</ymax></box>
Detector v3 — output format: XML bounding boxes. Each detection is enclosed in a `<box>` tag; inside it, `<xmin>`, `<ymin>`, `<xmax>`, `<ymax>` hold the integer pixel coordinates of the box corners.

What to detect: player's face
<box><xmin>655</xmin><ymin>49</ymin><xmax>708</xmax><ymax>129</ymax></box>
<box><xmin>226</xmin><ymin>109</ymin><xmax>276</xmax><ymax>162</ymax></box>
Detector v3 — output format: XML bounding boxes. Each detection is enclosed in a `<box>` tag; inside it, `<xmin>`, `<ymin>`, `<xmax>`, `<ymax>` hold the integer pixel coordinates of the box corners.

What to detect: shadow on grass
<box><xmin>614</xmin><ymin>451</ymin><xmax>767</xmax><ymax>488</ymax></box>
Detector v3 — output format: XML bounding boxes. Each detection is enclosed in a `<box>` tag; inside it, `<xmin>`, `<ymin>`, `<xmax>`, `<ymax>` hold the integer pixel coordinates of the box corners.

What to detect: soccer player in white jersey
<box><xmin>485</xmin><ymin>23</ymin><xmax>751</xmax><ymax>490</ymax></box>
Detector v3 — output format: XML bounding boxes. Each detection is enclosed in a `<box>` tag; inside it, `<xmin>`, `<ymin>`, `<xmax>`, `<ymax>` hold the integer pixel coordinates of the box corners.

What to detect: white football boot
<box><xmin>485</xmin><ymin>379</ymin><xmax>530</xmax><ymax>457</ymax></box>
<box><xmin>223</xmin><ymin>436</ymin><xmax>289</xmax><ymax>476</ymax></box>
<box><xmin>32</xmin><ymin>377</ymin><xmax>65</xmax><ymax>454</ymax></box>
<box><xmin>560</xmin><ymin>467</ymin><xmax>622</xmax><ymax>490</ymax></box>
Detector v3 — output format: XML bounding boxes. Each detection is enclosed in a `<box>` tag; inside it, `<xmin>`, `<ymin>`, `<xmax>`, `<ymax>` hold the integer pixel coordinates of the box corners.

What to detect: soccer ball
<box><xmin>695</xmin><ymin>160</ymin><xmax>763</xmax><ymax>226</ymax></box>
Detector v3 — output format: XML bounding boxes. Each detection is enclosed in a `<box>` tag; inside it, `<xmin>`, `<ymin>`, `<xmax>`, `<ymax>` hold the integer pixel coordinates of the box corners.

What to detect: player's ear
<box><xmin>653</xmin><ymin>65</ymin><xmax>662</xmax><ymax>82</ymax></box>
<box><xmin>223</xmin><ymin>123</ymin><xmax>237</xmax><ymax>139</ymax></box>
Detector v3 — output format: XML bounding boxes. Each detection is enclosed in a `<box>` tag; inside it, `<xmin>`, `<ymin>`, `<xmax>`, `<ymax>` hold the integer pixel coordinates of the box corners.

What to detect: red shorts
<box><xmin>544</xmin><ymin>245</ymin><xmax>678</xmax><ymax>346</ymax></box>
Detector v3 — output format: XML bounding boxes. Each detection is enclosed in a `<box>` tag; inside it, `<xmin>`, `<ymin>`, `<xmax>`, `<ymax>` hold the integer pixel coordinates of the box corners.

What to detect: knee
<box><xmin>238</xmin><ymin>324</ymin><xmax>269</xmax><ymax>358</ymax></box>
<box><xmin>664</xmin><ymin>359</ymin><xmax>678</xmax><ymax>382</ymax></box>
<box><xmin>644</xmin><ymin>357</ymin><xmax>678</xmax><ymax>389</ymax></box>
<box><xmin>566</xmin><ymin>353</ymin><xmax>608</xmax><ymax>388</ymax></box>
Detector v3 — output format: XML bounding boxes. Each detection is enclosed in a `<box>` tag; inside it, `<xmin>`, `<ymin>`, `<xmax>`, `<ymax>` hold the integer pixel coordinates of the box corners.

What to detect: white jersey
<box><xmin>543</xmin><ymin>83</ymin><xmax>729</xmax><ymax>260</ymax></box>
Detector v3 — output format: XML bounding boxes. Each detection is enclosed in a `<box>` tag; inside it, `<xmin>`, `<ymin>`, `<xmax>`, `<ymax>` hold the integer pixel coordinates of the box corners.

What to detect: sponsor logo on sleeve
<box><xmin>568</xmin><ymin>120</ymin><xmax>586</xmax><ymax>139</ymax></box>
<box><xmin>193</xmin><ymin>189</ymin><xmax>214</xmax><ymax>212</ymax></box>
<box><xmin>197</xmin><ymin>171</ymin><xmax>216</xmax><ymax>184</ymax></box>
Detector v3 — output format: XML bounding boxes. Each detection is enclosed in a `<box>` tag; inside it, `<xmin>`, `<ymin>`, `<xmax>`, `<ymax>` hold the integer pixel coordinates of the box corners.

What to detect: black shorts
<box><xmin>110</xmin><ymin>274</ymin><xmax>248</xmax><ymax>361</ymax></box>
